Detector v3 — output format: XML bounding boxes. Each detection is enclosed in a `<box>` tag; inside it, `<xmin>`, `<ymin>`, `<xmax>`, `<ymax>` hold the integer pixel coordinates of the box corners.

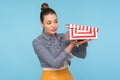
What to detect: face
<box><xmin>41</xmin><ymin>14</ymin><xmax>58</xmax><ymax>35</ymax></box>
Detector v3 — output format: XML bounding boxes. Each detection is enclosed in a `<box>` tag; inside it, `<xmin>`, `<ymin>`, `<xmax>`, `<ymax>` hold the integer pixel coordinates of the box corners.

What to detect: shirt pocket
<box><xmin>44</xmin><ymin>42</ymin><xmax>59</xmax><ymax>58</ymax></box>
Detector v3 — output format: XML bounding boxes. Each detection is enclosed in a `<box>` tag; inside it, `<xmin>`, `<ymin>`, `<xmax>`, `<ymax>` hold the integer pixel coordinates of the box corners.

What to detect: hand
<box><xmin>71</xmin><ymin>39</ymin><xmax>91</xmax><ymax>46</ymax></box>
<box><xmin>66</xmin><ymin>39</ymin><xmax>91</xmax><ymax>53</ymax></box>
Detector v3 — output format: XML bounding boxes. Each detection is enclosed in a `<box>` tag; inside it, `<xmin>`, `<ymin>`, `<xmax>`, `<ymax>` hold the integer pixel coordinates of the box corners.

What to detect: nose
<box><xmin>52</xmin><ymin>23</ymin><xmax>57</xmax><ymax>28</ymax></box>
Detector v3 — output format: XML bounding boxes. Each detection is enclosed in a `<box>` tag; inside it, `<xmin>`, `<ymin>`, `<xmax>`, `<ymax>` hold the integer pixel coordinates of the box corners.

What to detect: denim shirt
<box><xmin>32</xmin><ymin>32</ymin><xmax>88</xmax><ymax>69</ymax></box>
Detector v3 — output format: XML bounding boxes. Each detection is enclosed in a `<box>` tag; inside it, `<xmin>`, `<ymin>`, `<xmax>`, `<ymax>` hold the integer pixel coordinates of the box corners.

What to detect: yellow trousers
<box><xmin>41</xmin><ymin>67</ymin><xmax>73</xmax><ymax>80</ymax></box>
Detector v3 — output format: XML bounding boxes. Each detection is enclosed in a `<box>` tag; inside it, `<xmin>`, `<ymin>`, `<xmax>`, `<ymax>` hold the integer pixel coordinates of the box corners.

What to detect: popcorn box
<box><xmin>66</xmin><ymin>24</ymin><xmax>99</xmax><ymax>40</ymax></box>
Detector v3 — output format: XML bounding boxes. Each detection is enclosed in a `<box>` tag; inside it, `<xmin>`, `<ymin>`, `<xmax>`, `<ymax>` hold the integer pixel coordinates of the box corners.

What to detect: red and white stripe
<box><xmin>66</xmin><ymin>24</ymin><xmax>99</xmax><ymax>40</ymax></box>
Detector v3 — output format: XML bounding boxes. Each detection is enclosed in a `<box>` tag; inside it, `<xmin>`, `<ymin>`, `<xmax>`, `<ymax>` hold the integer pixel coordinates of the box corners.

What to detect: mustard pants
<box><xmin>41</xmin><ymin>67</ymin><xmax>73</xmax><ymax>80</ymax></box>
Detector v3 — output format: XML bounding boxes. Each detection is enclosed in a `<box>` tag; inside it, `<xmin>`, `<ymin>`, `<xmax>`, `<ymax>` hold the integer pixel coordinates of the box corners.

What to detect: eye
<box><xmin>46</xmin><ymin>21</ymin><xmax>51</xmax><ymax>25</ymax></box>
<box><xmin>47</xmin><ymin>22</ymin><xmax>51</xmax><ymax>25</ymax></box>
<box><xmin>55</xmin><ymin>20</ymin><xmax>58</xmax><ymax>23</ymax></box>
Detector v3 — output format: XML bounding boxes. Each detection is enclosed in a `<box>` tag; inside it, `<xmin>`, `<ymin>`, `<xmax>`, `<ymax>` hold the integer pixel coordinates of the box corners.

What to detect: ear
<box><xmin>40</xmin><ymin>21</ymin><xmax>43</xmax><ymax>27</ymax></box>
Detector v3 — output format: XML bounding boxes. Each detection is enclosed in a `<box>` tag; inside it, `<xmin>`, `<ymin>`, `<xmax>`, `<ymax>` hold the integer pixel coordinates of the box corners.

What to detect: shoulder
<box><xmin>32</xmin><ymin>35</ymin><xmax>44</xmax><ymax>47</ymax></box>
<box><xmin>57</xmin><ymin>33</ymin><xmax>65</xmax><ymax>39</ymax></box>
<box><xmin>57</xmin><ymin>33</ymin><xmax>68</xmax><ymax>44</ymax></box>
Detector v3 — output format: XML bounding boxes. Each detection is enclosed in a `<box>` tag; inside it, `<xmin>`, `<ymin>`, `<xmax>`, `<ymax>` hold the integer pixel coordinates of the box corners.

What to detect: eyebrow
<box><xmin>54</xmin><ymin>18</ymin><xmax>57</xmax><ymax>21</ymax></box>
<box><xmin>46</xmin><ymin>18</ymin><xmax>57</xmax><ymax>23</ymax></box>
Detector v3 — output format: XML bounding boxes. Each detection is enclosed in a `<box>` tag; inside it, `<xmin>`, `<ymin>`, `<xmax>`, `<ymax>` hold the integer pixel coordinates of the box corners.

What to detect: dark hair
<box><xmin>40</xmin><ymin>3</ymin><xmax>57</xmax><ymax>22</ymax></box>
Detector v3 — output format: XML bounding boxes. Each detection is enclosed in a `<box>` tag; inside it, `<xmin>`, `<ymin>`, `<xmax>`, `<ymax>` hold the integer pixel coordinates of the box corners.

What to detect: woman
<box><xmin>32</xmin><ymin>3</ymin><xmax>90</xmax><ymax>80</ymax></box>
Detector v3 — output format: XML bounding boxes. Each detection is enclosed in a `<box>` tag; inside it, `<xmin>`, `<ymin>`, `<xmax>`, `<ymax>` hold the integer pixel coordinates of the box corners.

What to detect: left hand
<box><xmin>71</xmin><ymin>39</ymin><xmax>91</xmax><ymax>46</ymax></box>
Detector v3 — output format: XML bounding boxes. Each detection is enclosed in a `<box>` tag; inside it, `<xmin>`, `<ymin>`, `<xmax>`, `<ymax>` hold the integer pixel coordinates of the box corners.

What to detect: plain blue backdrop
<box><xmin>0</xmin><ymin>0</ymin><xmax>120</xmax><ymax>80</ymax></box>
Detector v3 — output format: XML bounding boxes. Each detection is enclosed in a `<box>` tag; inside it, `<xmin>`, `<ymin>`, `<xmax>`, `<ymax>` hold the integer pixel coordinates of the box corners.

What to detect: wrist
<box><xmin>65</xmin><ymin>43</ymin><xmax>75</xmax><ymax>53</ymax></box>
<box><xmin>70</xmin><ymin>42</ymin><xmax>76</xmax><ymax>46</ymax></box>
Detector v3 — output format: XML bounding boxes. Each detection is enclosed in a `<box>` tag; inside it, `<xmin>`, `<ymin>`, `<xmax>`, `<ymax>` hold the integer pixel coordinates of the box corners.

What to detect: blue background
<box><xmin>0</xmin><ymin>0</ymin><xmax>120</xmax><ymax>80</ymax></box>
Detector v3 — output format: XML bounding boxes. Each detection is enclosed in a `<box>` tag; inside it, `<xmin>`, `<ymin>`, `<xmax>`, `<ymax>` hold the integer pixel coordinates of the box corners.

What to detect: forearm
<box><xmin>33</xmin><ymin>39</ymin><xmax>73</xmax><ymax>68</ymax></box>
<box><xmin>65</xmin><ymin>43</ymin><xmax>76</xmax><ymax>53</ymax></box>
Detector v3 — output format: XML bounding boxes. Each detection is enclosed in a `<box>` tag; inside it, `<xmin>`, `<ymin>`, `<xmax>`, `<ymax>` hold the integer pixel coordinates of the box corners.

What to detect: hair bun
<box><xmin>41</xmin><ymin>3</ymin><xmax>49</xmax><ymax>11</ymax></box>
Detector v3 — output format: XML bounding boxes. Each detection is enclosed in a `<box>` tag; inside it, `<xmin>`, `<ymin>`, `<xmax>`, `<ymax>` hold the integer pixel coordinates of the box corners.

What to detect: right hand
<box><xmin>71</xmin><ymin>39</ymin><xmax>91</xmax><ymax>46</ymax></box>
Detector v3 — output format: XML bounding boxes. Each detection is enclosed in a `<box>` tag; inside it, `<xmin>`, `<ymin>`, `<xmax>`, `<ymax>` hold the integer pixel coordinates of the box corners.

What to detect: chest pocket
<box><xmin>44</xmin><ymin>42</ymin><xmax>61</xmax><ymax>58</ymax></box>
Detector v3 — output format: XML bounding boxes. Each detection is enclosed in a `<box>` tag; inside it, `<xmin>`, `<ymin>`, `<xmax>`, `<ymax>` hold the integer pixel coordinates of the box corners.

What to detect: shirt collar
<box><xmin>42</xmin><ymin>32</ymin><xmax>57</xmax><ymax>41</ymax></box>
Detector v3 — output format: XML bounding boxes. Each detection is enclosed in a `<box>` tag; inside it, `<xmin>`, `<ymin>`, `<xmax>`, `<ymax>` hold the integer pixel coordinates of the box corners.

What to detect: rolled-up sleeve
<box><xmin>71</xmin><ymin>42</ymin><xmax>88</xmax><ymax>59</ymax></box>
<box><xmin>32</xmin><ymin>39</ymin><xmax>72</xmax><ymax>69</ymax></box>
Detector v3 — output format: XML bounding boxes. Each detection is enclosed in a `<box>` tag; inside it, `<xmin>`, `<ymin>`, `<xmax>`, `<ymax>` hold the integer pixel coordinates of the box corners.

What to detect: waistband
<box><xmin>42</xmin><ymin>65</ymin><xmax>68</xmax><ymax>71</ymax></box>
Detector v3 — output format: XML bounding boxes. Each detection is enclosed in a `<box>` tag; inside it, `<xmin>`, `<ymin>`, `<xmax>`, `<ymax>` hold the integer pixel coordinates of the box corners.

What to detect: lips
<box><xmin>51</xmin><ymin>29</ymin><xmax>57</xmax><ymax>32</ymax></box>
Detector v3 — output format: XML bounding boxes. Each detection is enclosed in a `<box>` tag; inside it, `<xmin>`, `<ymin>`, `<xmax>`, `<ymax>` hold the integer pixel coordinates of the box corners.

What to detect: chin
<box><xmin>50</xmin><ymin>32</ymin><xmax>56</xmax><ymax>35</ymax></box>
